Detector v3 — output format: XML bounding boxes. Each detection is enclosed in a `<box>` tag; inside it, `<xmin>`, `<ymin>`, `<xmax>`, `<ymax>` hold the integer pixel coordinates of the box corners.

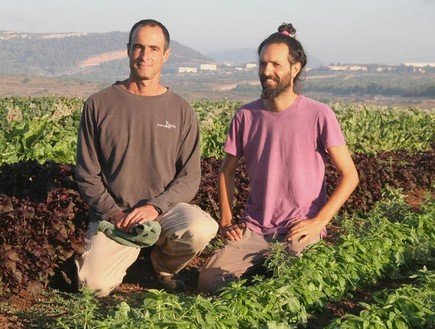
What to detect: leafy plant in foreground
<box><xmin>54</xmin><ymin>194</ymin><xmax>434</xmax><ymax>329</ymax></box>
<box><xmin>326</xmin><ymin>268</ymin><xmax>435</xmax><ymax>329</ymax></box>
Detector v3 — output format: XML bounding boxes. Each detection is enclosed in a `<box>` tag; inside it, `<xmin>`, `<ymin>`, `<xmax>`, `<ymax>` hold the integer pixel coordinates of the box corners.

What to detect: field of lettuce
<box><xmin>0</xmin><ymin>96</ymin><xmax>434</xmax><ymax>328</ymax></box>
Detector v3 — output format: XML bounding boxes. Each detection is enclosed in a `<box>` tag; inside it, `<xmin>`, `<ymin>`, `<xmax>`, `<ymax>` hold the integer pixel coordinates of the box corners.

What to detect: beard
<box><xmin>260</xmin><ymin>74</ymin><xmax>292</xmax><ymax>99</ymax></box>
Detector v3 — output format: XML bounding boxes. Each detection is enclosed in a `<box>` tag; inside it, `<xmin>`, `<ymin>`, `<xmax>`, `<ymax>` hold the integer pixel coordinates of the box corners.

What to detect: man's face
<box><xmin>258</xmin><ymin>43</ymin><xmax>294</xmax><ymax>99</ymax></box>
<box><xmin>127</xmin><ymin>25</ymin><xmax>170</xmax><ymax>82</ymax></box>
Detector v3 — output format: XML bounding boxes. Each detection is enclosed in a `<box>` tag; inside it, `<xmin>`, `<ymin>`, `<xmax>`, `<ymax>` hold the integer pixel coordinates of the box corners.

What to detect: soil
<box><xmin>0</xmin><ymin>190</ymin><xmax>430</xmax><ymax>329</ymax></box>
<box><xmin>0</xmin><ymin>75</ymin><xmax>102</xmax><ymax>98</ymax></box>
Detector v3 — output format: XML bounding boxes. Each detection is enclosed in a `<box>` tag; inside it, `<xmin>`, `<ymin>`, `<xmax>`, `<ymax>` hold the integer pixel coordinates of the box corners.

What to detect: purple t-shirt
<box><xmin>224</xmin><ymin>95</ymin><xmax>346</xmax><ymax>235</ymax></box>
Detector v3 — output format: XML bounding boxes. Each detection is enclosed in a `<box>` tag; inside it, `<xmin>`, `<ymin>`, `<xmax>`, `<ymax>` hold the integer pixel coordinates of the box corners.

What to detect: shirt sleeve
<box><xmin>223</xmin><ymin>111</ymin><xmax>244</xmax><ymax>158</ymax></box>
<box><xmin>318</xmin><ymin>106</ymin><xmax>346</xmax><ymax>150</ymax></box>
<box><xmin>75</xmin><ymin>100</ymin><xmax>122</xmax><ymax>221</ymax></box>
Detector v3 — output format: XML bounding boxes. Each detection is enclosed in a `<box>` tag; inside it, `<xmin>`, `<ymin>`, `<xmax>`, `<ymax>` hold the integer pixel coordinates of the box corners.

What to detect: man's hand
<box><xmin>108</xmin><ymin>210</ymin><xmax>127</xmax><ymax>229</ymax></box>
<box><xmin>286</xmin><ymin>218</ymin><xmax>323</xmax><ymax>244</ymax></box>
<box><xmin>109</xmin><ymin>205</ymin><xmax>159</xmax><ymax>232</ymax></box>
<box><xmin>220</xmin><ymin>222</ymin><xmax>246</xmax><ymax>241</ymax></box>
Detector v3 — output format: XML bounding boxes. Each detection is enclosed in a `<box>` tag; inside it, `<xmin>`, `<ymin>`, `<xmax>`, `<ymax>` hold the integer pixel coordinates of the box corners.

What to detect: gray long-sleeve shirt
<box><xmin>76</xmin><ymin>83</ymin><xmax>201</xmax><ymax>221</ymax></box>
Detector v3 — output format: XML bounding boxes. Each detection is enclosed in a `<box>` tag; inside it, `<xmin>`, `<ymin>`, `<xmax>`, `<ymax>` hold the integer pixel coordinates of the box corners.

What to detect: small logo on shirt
<box><xmin>157</xmin><ymin>121</ymin><xmax>176</xmax><ymax>129</ymax></box>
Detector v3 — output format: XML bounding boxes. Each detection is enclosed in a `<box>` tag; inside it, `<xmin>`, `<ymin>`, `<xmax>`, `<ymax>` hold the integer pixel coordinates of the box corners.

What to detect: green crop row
<box><xmin>0</xmin><ymin>96</ymin><xmax>82</xmax><ymax>164</ymax></box>
<box><xmin>55</xmin><ymin>192</ymin><xmax>434</xmax><ymax>329</ymax></box>
<box><xmin>1</xmin><ymin>96</ymin><xmax>434</xmax><ymax>165</ymax></box>
<box><xmin>327</xmin><ymin>268</ymin><xmax>435</xmax><ymax>329</ymax></box>
<box><xmin>332</xmin><ymin>103</ymin><xmax>435</xmax><ymax>154</ymax></box>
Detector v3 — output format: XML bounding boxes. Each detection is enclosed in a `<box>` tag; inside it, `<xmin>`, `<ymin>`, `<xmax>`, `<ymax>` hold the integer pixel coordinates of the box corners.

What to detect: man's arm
<box><xmin>287</xmin><ymin>145</ymin><xmax>359</xmax><ymax>243</ymax></box>
<box><xmin>75</xmin><ymin>103</ymin><xmax>122</xmax><ymax>222</ymax></box>
<box><xmin>118</xmin><ymin>113</ymin><xmax>202</xmax><ymax>231</ymax></box>
<box><xmin>218</xmin><ymin>153</ymin><xmax>246</xmax><ymax>241</ymax></box>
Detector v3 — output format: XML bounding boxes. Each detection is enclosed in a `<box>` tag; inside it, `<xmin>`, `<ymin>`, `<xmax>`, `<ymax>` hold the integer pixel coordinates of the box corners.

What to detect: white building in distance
<box><xmin>178</xmin><ymin>67</ymin><xmax>197</xmax><ymax>73</ymax></box>
<box><xmin>403</xmin><ymin>62</ymin><xmax>435</xmax><ymax>68</ymax></box>
<box><xmin>328</xmin><ymin>65</ymin><xmax>368</xmax><ymax>71</ymax></box>
<box><xmin>200</xmin><ymin>64</ymin><xmax>217</xmax><ymax>71</ymax></box>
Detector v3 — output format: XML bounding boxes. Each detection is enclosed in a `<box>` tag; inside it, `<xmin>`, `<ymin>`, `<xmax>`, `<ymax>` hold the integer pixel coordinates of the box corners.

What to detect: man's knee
<box><xmin>189</xmin><ymin>215</ymin><xmax>218</xmax><ymax>249</ymax></box>
<box><xmin>74</xmin><ymin>241</ymin><xmax>136</xmax><ymax>298</ymax></box>
<box><xmin>164</xmin><ymin>203</ymin><xmax>218</xmax><ymax>250</ymax></box>
<box><xmin>76</xmin><ymin>256</ymin><xmax>118</xmax><ymax>297</ymax></box>
<box><xmin>78</xmin><ymin>277</ymin><xmax>115</xmax><ymax>298</ymax></box>
<box><xmin>285</xmin><ymin>234</ymin><xmax>321</xmax><ymax>256</ymax></box>
<box><xmin>198</xmin><ymin>267</ymin><xmax>236</xmax><ymax>293</ymax></box>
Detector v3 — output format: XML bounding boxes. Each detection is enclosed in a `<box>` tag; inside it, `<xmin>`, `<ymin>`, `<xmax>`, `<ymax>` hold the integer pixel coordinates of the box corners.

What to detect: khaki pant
<box><xmin>76</xmin><ymin>202</ymin><xmax>218</xmax><ymax>297</ymax></box>
<box><xmin>198</xmin><ymin>227</ymin><xmax>320</xmax><ymax>293</ymax></box>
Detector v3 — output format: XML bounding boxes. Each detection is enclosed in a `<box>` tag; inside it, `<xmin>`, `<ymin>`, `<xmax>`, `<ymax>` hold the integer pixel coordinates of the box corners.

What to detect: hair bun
<box><xmin>278</xmin><ymin>22</ymin><xmax>296</xmax><ymax>37</ymax></box>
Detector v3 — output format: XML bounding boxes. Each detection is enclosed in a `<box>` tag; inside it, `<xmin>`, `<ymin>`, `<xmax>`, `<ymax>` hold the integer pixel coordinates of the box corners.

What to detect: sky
<box><xmin>1</xmin><ymin>0</ymin><xmax>434</xmax><ymax>65</ymax></box>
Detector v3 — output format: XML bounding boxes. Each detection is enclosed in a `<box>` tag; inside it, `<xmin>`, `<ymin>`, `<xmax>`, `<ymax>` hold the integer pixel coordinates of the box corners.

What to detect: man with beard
<box><xmin>198</xmin><ymin>23</ymin><xmax>359</xmax><ymax>293</ymax></box>
<box><xmin>75</xmin><ymin>19</ymin><xmax>218</xmax><ymax>296</ymax></box>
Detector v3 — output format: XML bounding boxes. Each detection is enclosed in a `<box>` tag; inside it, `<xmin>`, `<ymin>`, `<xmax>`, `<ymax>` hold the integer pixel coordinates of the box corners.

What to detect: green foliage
<box><xmin>193</xmin><ymin>99</ymin><xmax>241</xmax><ymax>158</ymax></box>
<box><xmin>57</xmin><ymin>289</ymin><xmax>101</xmax><ymax>329</ymax></box>
<box><xmin>1</xmin><ymin>97</ymin><xmax>434</xmax><ymax>165</ymax></box>
<box><xmin>332</xmin><ymin>104</ymin><xmax>435</xmax><ymax>154</ymax></box>
<box><xmin>326</xmin><ymin>268</ymin><xmax>435</xmax><ymax>329</ymax></box>
<box><xmin>0</xmin><ymin>96</ymin><xmax>83</xmax><ymax>164</ymax></box>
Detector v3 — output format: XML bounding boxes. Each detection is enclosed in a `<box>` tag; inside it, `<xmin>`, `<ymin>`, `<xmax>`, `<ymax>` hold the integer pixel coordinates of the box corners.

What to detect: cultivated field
<box><xmin>0</xmin><ymin>97</ymin><xmax>434</xmax><ymax>328</ymax></box>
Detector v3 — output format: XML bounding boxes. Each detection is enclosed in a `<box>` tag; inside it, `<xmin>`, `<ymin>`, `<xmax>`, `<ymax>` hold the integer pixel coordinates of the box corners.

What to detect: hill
<box><xmin>1</xmin><ymin>31</ymin><xmax>434</xmax><ymax>107</ymax></box>
<box><xmin>0</xmin><ymin>31</ymin><xmax>215</xmax><ymax>82</ymax></box>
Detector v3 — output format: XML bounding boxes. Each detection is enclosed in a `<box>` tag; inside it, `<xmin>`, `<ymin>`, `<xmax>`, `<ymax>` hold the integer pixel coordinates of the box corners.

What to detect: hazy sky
<box><xmin>1</xmin><ymin>0</ymin><xmax>434</xmax><ymax>64</ymax></box>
